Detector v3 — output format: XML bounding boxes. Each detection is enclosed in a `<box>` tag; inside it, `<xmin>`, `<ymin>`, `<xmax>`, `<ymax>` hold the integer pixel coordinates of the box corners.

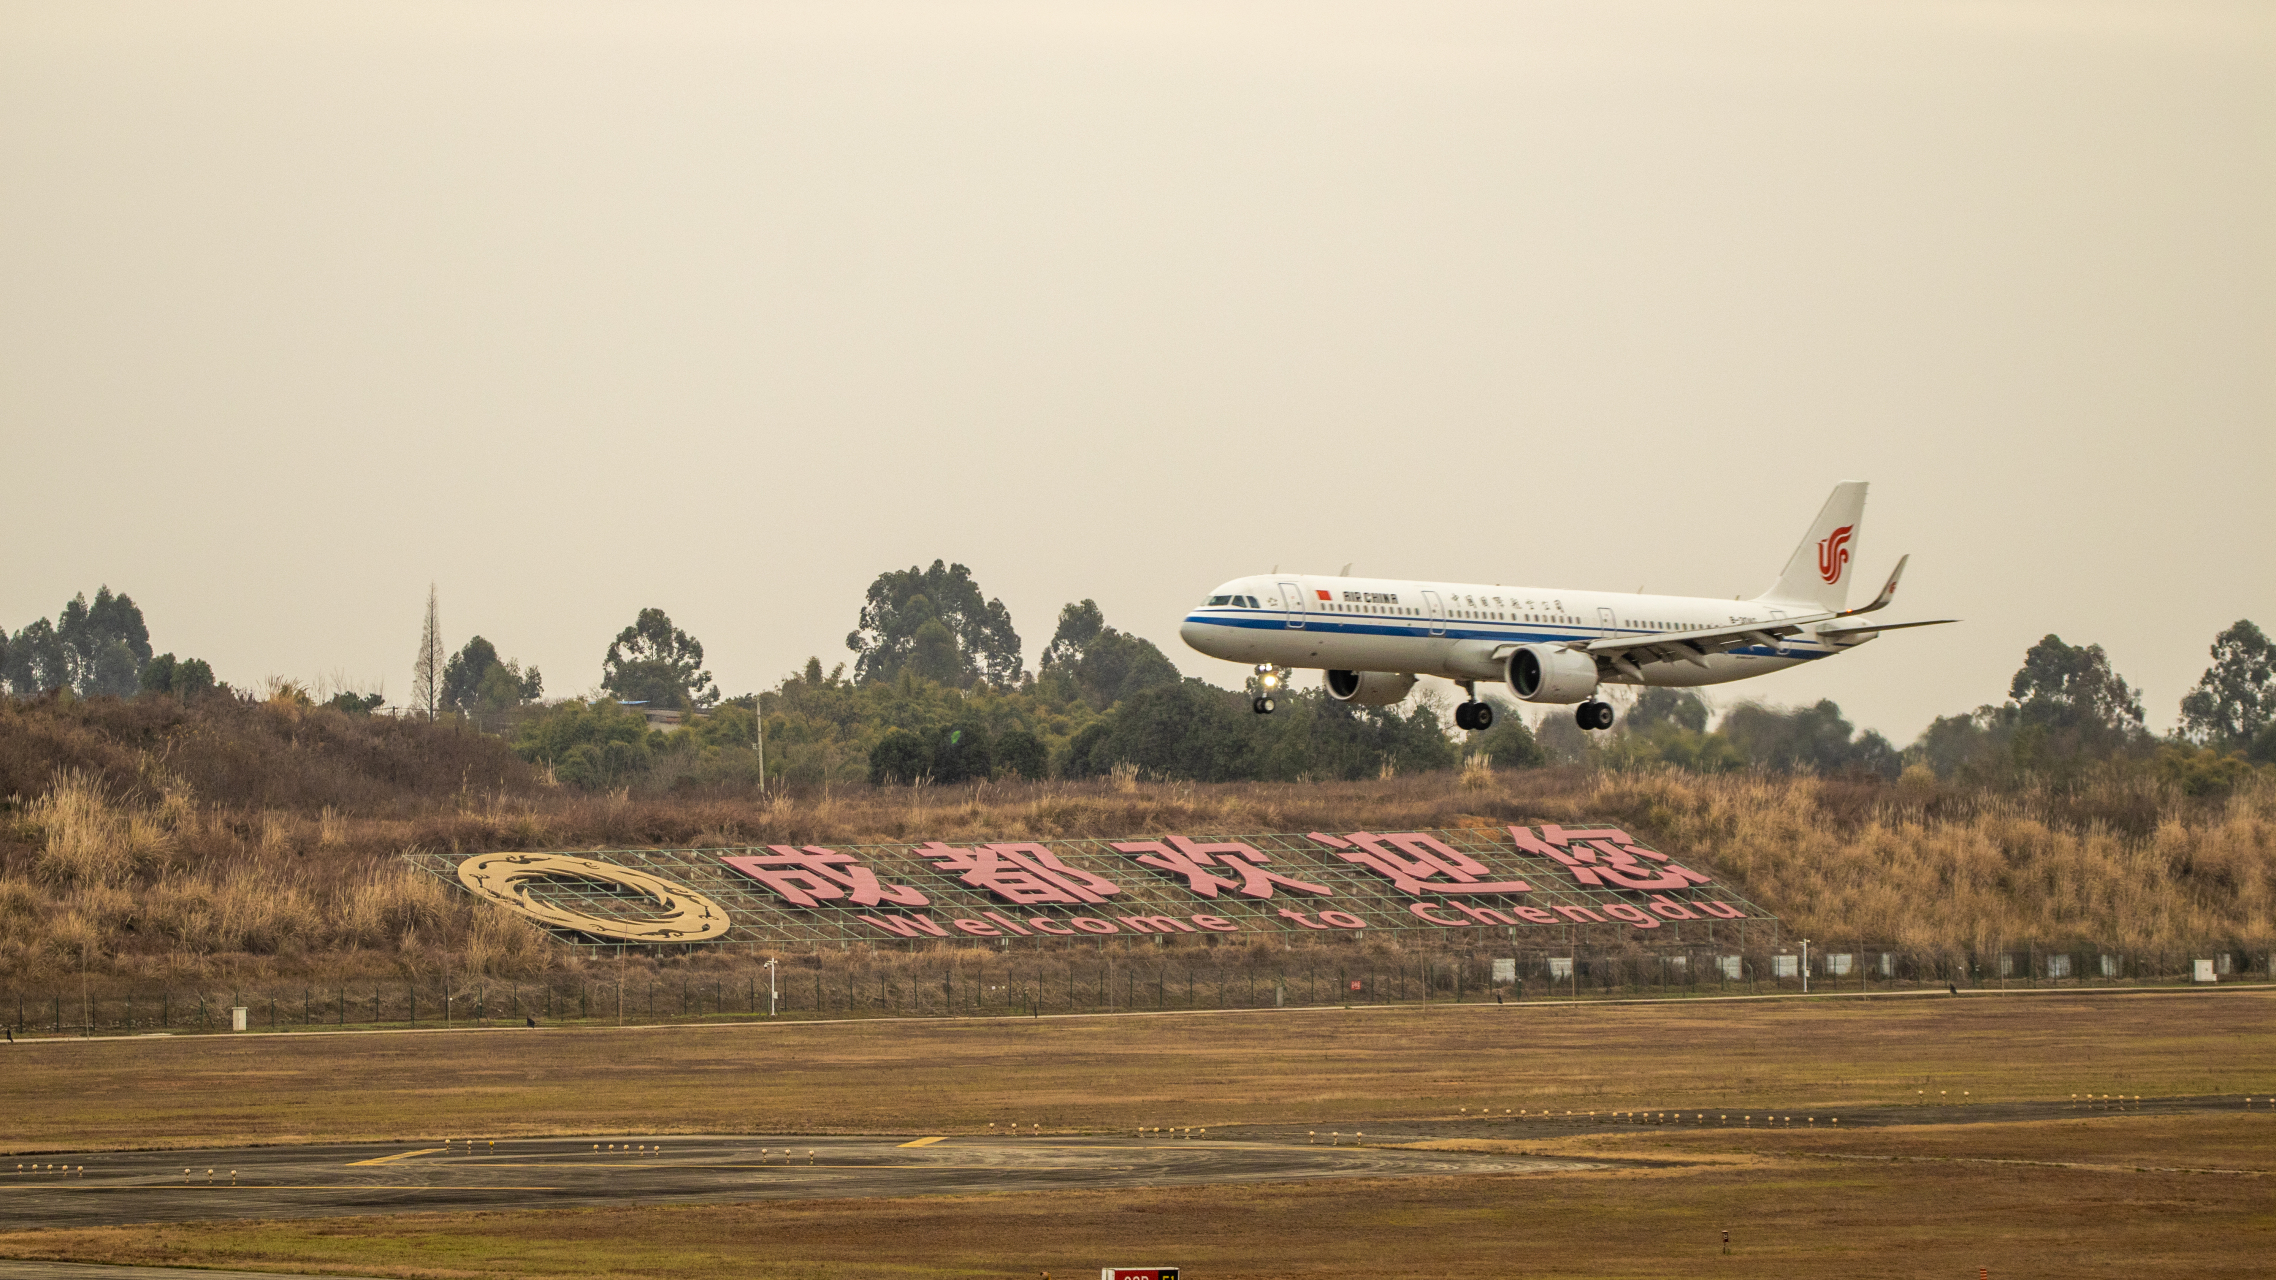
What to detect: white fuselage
<box><xmin>1178</xmin><ymin>574</ymin><xmax>1869</xmax><ymax>688</ymax></box>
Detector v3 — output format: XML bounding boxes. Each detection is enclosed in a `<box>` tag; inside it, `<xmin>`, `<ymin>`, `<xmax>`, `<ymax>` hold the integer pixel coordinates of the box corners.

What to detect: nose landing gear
<box><xmin>1248</xmin><ymin>664</ymin><xmax>1288</xmax><ymax>715</ymax></box>
<box><xmin>1576</xmin><ymin>700</ymin><xmax>1616</xmax><ymax>731</ymax></box>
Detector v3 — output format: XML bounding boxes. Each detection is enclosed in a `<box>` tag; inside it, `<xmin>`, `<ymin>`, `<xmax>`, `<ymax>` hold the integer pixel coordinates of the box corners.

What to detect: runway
<box><xmin>0</xmin><ymin>1130</ymin><xmax>1609</xmax><ymax>1232</ymax></box>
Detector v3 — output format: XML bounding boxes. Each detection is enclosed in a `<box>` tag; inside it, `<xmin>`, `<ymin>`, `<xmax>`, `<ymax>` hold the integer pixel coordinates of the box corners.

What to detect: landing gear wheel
<box><xmin>1471</xmin><ymin>702</ymin><xmax>1494</xmax><ymax>730</ymax></box>
<box><xmin>1253</xmin><ymin>697</ymin><xmax>1276</xmax><ymax>715</ymax></box>
<box><xmin>1455</xmin><ymin>702</ymin><xmax>1477</xmax><ymax>731</ymax></box>
<box><xmin>1576</xmin><ymin>701</ymin><xmax>1615</xmax><ymax>731</ymax></box>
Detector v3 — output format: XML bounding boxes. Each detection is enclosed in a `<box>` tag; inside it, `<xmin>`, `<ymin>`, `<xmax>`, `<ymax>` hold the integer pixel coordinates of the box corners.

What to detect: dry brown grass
<box><xmin>2</xmin><ymin>694</ymin><xmax>2272</xmax><ymax>987</ymax></box>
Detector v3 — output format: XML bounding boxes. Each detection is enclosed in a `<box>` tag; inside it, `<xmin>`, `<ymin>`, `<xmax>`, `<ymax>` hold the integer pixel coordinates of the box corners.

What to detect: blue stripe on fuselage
<box><xmin>1179</xmin><ymin>610</ymin><xmax>1830</xmax><ymax>660</ymax></box>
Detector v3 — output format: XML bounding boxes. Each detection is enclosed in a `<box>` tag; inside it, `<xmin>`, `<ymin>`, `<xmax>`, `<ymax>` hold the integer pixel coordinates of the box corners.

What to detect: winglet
<box><xmin>1841</xmin><ymin>554</ymin><xmax>1907</xmax><ymax>617</ymax></box>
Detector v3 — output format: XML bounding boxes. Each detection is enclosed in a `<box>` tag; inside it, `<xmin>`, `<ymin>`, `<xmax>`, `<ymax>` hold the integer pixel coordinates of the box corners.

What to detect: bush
<box><xmin>995</xmin><ymin>728</ymin><xmax>1047</xmax><ymax>780</ymax></box>
<box><xmin>511</xmin><ymin>700</ymin><xmax>654</xmax><ymax>789</ymax></box>
<box><xmin>867</xmin><ymin>727</ymin><xmax>932</xmax><ymax>786</ymax></box>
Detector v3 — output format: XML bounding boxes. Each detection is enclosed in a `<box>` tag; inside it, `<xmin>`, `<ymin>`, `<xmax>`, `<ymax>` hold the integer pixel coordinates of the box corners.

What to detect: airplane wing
<box><xmin>1573</xmin><ymin>613</ymin><xmax>1838</xmax><ymax>676</ymax></box>
<box><xmin>1817</xmin><ymin>618</ymin><xmax>1960</xmax><ymax>638</ymax></box>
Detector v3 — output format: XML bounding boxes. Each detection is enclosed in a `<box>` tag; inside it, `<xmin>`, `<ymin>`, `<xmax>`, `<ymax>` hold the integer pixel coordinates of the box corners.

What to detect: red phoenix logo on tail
<box><xmin>1817</xmin><ymin>525</ymin><xmax>1853</xmax><ymax>584</ymax></box>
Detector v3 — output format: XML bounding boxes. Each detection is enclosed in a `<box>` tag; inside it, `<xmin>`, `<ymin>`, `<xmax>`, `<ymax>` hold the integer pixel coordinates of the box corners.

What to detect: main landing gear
<box><xmin>1453</xmin><ymin>681</ymin><xmax>1495</xmax><ymax>731</ymax></box>
<box><xmin>1575</xmin><ymin>700</ymin><xmax>1616</xmax><ymax>731</ymax></box>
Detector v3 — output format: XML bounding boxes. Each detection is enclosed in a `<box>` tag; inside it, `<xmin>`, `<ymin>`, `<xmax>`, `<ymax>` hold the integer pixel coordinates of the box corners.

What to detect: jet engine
<box><xmin>1504</xmin><ymin>644</ymin><xmax>1600</xmax><ymax>704</ymax></box>
<box><xmin>1325</xmin><ymin>669</ymin><xmax>1418</xmax><ymax>706</ymax></box>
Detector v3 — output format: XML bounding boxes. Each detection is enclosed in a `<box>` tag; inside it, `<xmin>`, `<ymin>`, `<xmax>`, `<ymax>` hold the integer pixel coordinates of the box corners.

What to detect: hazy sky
<box><xmin>5</xmin><ymin>1</ymin><xmax>2271</xmax><ymax>741</ymax></box>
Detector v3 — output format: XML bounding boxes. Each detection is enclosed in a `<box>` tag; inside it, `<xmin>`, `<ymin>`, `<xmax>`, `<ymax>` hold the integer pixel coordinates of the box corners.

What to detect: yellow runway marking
<box><xmin>897</xmin><ymin>1136</ymin><xmax>950</xmax><ymax>1148</ymax></box>
<box><xmin>348</xmin><ymin>1148</ymin><xmax>446</xmax><ymax>1166</ymax></box>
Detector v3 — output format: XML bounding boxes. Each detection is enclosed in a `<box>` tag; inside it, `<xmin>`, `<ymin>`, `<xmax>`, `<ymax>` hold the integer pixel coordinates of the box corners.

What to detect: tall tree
<box><xmin>55</xmin><ymin>587</ymin><xmax>151</xmax><ymax>697</ymax></box>
<box><xmin>1039</xmin><ymin>599</ymin><xmax>1181</xmax><ymax>708</ymax></box>
<box><xmin>411</xmin><ymin>584</ymin><xmax>443</xmax><ymax>719</ymax></box>
<box><xmin>602</xmin><ymin>608</ymin><xmax>718</xmax><ymax>709</ymax></box>
<box><xmin>3</xmin><ymin>618</ymin><xmax>69</xmax><ymax>697</ymax></box>
<box><xmin>2178</xmin><ymin>620</ymin><xmax>2274</xmax><ymax>749</ymax></box>
<box><xmin>2010</xmin><ymin>634</ymin><xmax>2144</xmax><ymax>734</ymax></box>
<box><xmin>441</xmin><ymin>636</ymin><xmax>543</xmax><ymax>714</ymax></box>
<box><xmin>845</xmin><ymin>560</ymin><xmax>1022</xmax><ymax>687</ymax></box>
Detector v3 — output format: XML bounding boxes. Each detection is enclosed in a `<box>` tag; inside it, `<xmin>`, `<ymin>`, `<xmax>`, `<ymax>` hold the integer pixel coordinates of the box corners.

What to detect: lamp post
<box><xmin>1802</xmin><ymin>938</ymin><xmax>1810</xmax><ymax>995</ymax></box>
<box><xmin>763</xmin><ymin>959</ymin><xmax>778</xmax><ymax>1017</ymax></box>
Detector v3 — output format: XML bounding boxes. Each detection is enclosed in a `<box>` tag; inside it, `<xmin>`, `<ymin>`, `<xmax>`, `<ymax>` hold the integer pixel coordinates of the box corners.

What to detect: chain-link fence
<box><xmin>9</xmin><ymin>941</ymin><xmax>2268</xmax><ymax>1037</ymax></box>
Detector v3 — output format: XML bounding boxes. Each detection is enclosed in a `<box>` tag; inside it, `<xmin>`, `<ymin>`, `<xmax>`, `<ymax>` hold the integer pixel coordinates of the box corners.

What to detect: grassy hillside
<box><xmin>2</xmin><ymin>693</ymin><xmax>2270</xmax><ymax>991</ymax></box>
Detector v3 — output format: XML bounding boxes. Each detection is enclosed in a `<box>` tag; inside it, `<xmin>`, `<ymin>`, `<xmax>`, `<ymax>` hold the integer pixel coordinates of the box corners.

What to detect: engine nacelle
<box><xmin>1325</xmin><ymin>669</ymin><xmax>1418</xmax><ymax>707</ymax></box>
<box><xmin>1504</xmin><ymin>644</ymin><xmax>1600</xmax><ymax>704</ymax></box>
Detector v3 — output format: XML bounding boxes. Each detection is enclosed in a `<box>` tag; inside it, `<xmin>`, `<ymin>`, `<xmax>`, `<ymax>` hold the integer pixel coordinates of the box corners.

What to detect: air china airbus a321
<box><xmin>1179</xmin><ymin>481</ymin><xmax>1955</xmax><ymax>731</ymax></box>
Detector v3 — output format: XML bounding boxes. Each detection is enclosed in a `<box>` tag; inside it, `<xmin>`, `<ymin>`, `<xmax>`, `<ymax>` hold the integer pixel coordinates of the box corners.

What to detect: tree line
<box><xmin>8</xmin><ymin>564</ymin><xmax>2273</xmax><ymax>794</ymax></box>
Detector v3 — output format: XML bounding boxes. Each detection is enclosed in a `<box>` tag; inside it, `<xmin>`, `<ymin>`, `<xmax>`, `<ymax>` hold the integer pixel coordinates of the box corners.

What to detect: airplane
<box><xmin>1178</xmin><ymin>481</ymin><xmax>1956</xmax><ymax>731</ymax></box>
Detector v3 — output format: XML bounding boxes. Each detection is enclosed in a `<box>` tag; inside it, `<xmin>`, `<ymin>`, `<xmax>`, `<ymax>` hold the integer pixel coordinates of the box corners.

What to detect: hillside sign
<box><xmin>430</xmin><ymin>826</ymin><xmax>1772</xmax><ymax>948</ymax></box>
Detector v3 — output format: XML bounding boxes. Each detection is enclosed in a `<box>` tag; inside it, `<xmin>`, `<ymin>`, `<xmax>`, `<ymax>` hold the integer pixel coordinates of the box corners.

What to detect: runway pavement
<box><xmin>0</xmin><ymin>1130</ymin><xmax>1610</xmax><ymax>1232</ymax></box>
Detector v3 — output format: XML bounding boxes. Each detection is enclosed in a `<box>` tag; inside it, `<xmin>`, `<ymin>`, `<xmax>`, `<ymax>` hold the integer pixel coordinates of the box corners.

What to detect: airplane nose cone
<box><xmin>1179</xmin><ymin>616</ymin><xmax>1218</xmax><ymax>656</ymax></box>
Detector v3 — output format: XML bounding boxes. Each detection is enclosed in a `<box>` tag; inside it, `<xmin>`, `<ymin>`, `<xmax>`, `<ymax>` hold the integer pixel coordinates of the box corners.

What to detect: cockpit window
<box><xmin>1207</xmin><ymin>595</ymin><xmax>1231</xmax><ymax>606</ymax></box>
<box><xmin>1244</xmin><ymin>595</ymin><xmax>1260</xmax><ymax>608</ymax></box>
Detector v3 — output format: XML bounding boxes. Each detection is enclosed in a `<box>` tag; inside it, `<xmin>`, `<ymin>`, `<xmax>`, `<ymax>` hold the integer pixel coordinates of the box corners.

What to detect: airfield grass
<box><xmin>3</xmin><ymin>989</ymin><xmax>2272</xmax><ymax>1153</ymax></box>
<box><xmin>2</xmin><ymin>1117</ymin><xmax>2270</xmax><ymax>1279</ymax></box>
<box><xmin>3</xmin><ymin>991</ymin><xmax>2271</xmax><ymax>1278</ymax></box>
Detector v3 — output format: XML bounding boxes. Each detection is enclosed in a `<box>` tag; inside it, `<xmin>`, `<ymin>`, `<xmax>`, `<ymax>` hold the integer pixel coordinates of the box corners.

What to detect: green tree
<box><xmin>55</xmin><ymin>587</ymin><xmax>152</xmax><ymax>697</ymax></box>
<box><xmin>846</xmin><ymin>561</ymin><xmax>1022</xmax><ymax>688</ymax></box>
<box><xmin>930</xmin><ymin>719</ymin><xmax>995</xmax><ymax>785</ymax></box>
<box><xmin>139</xmin><ymin>654</ymin><xmax>218</xmax><ymax>699</ymax></box>
<box><xmin>995</xmin><ymin>728</ymin><xmax>1048</xmax><ymax>780</ymax></box>
<box><xmin>1626</xmin><ymin>687</ymin><xmax>1709</xmax><ymax>734</ymax></box>
<box><xmin>1470</xmin><ymin>702</ymin><xmax>1547</xmax><ymax>768</ymax></box>
<box><xmin>1723</xmin><ymin>699</ymin><xmax>1900</xmax><ymax>778</ymax></box>
<box><xmin>602</xmin><ymin>608</ymin><xmax>718</xmax><ymax>710</ymax></box>
<box><xmin>2177</xmin><ymin>620</ymin><xmax>2274</xmax><ymax>749</ymax></box>
<box><xmin>2010</xmin><ymin>634</ymin><xmax>2145</xmax><ymax>735</ymax></box>
<box><xmin>441</xmin><ymin>636</ymin><xmax>543</xmax><ymax>714</ymax></box>
<box><xmin>0</xmin><ymin>619</ymin><xmax>67</xmax><ymax>696</ymax></box>
<box><xmin>512</xmin><ymin>699</ymin><xmax>656</xmax><ymax>788</ymax></box>
<box><xmin>1089</xmin><ymin>680</ymin><xmax>1254</xmax><ymax>781</ymax></box>
<box><xmin>867</xmin><ymin>727</ymin><xmax>933</xmax><ymax>785</ymax></box>
<box><xmin>1039</xmin><ymin>599</ymin><xmax>1181</xmax><ymax>708</ymax></box>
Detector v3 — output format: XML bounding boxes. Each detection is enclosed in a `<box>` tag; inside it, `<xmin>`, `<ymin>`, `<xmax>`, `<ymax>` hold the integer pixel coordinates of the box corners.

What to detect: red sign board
<box><xmin>1103</xmin><ymin>1270</ymin><xmax>1178</xmax><ymax>1280</ymax></box>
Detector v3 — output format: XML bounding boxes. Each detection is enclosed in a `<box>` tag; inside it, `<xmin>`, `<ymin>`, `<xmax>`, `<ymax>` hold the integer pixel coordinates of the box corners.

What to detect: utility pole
<box><xmin>1803</xmin><ymin>938</ymin><xmax>1811</xmax><ymax>994</ymax></box>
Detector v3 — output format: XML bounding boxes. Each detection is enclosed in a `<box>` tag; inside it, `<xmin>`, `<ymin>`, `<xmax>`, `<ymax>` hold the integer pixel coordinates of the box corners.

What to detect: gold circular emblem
<box><xmin>455</xmin><ymin>852</ymin><xmax>731</xmax><ymax>943</ymax></box>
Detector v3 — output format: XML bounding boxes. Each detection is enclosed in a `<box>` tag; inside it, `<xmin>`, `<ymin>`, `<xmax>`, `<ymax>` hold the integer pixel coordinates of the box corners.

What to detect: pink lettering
<box><xmin>1510</xmin><ymin>905</ymin><xmax>1558</xmax><ymax>924</ymax></box>
<box><xmin>723</xmin><ymin>847</ymin><xmax>930</xmax><ymax>908</ymax></box>
<box><xmin>1070</xmin><ymin>917</ymin><xmax>1120</xmax><ymax>934</ymax></box>
<box><xmin>1189</xmin><ymin>914</ymin><xmax>1241</xmax><ymax>932</ymax></box>
<box><xmin>1305</xmin><ymin>831</ymin><xmax>1529</xmax><ymax>896</ymax></box>
<box><xmin>1276</xmin><ymin>908</ymin><xmax>1332</xmax><ymax>930</ymax></box>
<box><xmin>917</xmin><ymin>841</ymin><xmax>1120</xmax><ymax>906</ymax></box>
<box><xmin>1551</xmin><ymin>905</ymin><xmax>1605</xmax><ymax>924</ymax></box>
<box><xmin>1452</xmin><ymin>903</ymin><xmax>1516</xmax><ymax>926</ymax></box>
<box><xmin>1695</xmin><ymin>900</ymin><xmax>1745</xmax><ymax>919</ymax></box>
<box><xmin>1408</xmin><ymin>902</ymin><xmax>1470</xmax><ymax>927</ymax></box>
<box><xmin>856</xmin><ymin>912</ymin><xmax>948</xmax><ymax>938</ymax></box>
<box><xmin>1116</xmin><ymin>914</ymin><xmax>1197</xmax><ymax>934</ymax></box>
<box><xmin>1599</xmin><ymin>903</ymin><xmax>1661</xmax><ymax>929</ymax></box>
<box><xmin>1317</xmin><ymin>910</ymin><xmax>1368</xmax><ymax>930</ymax></box>
<box><xmin>1115</xmin><ymin>837</ymin><xmax>1332</xmax><ymax>900</ymax></box>
<box><xmin>1026</xmin><ymin>918</ymin><xmax>1077</xmax><ymax>935</ymax></box>
<box><xmin>1646</xmin><ymin>895</ymin><xmax>1699</xmax><ymax>921</ymax></box>
<box><xmin>1510</xmin><ymin>825</ymin><xmax>1712</xmax><ymax>892</ymax></box>
<box><xmin>951</xmin><ymin>918</ymin><xmax>1002</xmax><ymax>936</ymax></box>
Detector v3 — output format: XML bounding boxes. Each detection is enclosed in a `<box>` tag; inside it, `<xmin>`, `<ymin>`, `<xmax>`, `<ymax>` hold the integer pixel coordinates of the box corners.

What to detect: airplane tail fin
<box><xmin>1757</xmin><ymin>481</ymin><xmax>1868</xmax><ymax>612</ymax></box>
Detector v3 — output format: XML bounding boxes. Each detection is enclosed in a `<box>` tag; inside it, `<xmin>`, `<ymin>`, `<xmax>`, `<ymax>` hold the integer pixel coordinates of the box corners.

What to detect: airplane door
<box><xmin>1277</xmin><ymin>581</ymin><xmax>1306</xmax><ymax>629</ymax></box>
<box><xmin>1422</xmin><ymin>590</ymin><xmax>1446</xmax><ymax>636</ymax></box>
<box><xmin>1597</xmin><ymin>606</ymin><xmax>1616</xmax><ymax>637</ymax></box>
